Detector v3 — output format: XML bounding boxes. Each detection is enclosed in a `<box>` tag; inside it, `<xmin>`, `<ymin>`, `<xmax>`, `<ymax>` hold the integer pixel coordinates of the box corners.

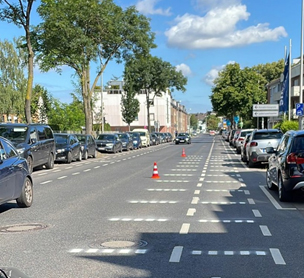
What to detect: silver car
<box><xmin>235</xmin><ymin>129</ymin><xmax>254</xmax><ymax>154</ymax></box>
<box><xmin>246</xmin><ymin>129</ymin><xmax>283</xmax><ymax>167</ymax></box>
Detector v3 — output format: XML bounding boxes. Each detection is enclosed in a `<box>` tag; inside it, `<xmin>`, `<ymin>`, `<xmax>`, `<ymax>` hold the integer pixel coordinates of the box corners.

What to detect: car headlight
<box><xmin>133</xmin><ymin>140</ymin><xmax>138</xmax><ymax>144</ymax></box>
<box><xmin>57</xmin><ymin>148</ymin><xmax>66</xmax><ymax>153</ymax></box>
<box><xmin>81</xmin><ymin>145</ymin><xmax>84</xmax><ymax>151</ymax></box>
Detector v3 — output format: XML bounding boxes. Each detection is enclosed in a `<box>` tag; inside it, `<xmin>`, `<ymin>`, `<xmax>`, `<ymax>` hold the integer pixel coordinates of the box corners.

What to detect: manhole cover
<box><xmin>90</xmin><ymin>239</ymin><xmax>148</xmax><ymax>249</ymax></box>
<box><xmin>0</xmin><ymin>223</ymin><xmax>47</xmax><ymax>233</ymax></box>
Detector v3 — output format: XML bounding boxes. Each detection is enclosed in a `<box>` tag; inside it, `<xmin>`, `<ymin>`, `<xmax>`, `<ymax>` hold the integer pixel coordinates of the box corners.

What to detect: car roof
<box><xmin>253</xmin><ymin>129</ymin><xmax>281</xmax><ymax>133</ymax></box>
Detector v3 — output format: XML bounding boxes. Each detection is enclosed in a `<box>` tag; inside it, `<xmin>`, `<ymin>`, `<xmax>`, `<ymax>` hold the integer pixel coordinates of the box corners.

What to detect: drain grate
<box><xmin>0</xmin><ymin>223</ymin><xmax>47</xmax><ymax>233</ymax></box>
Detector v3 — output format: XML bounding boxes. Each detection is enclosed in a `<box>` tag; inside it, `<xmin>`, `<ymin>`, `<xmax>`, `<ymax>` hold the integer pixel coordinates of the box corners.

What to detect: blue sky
<box><xmin>0</xmin><ymin>0</ymin><xmax>302</xmax><ymax>113</ymax></box>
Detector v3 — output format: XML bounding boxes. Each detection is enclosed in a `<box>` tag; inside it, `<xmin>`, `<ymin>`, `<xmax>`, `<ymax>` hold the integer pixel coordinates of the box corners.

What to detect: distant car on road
<box><xmin>54</xmin><ymin>133</ymin><xmax>82</xmax><ymax>163</ymax></box>
<box><xmin>0</xmin><ymin>136</ymin><xmax>33</xmax><ymax>208</ymax></box>
<box><xmin>116</xmin><ymin>133</ymin><xmax>133</xmax><ymax>151</ymax></box>
<box><xmin>75</xmin><ymin>134</ymin><xmax>97</xmax><ymax>160</ymax></box>
<box><xmin>175</xmin><ymin>133</ymin><xmax>191</xmax><ymax>144</ymax></box>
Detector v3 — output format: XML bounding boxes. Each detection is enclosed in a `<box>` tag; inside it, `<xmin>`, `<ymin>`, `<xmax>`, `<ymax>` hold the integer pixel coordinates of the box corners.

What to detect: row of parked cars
<box><xmin>222</xmin><ymin>127</ymin><xmax>304</xmax><ymax>202</ymax></box>
<box><xmin>0</xmin><ymin>123</ymin><xmax>174</xmax><ymax>208</ymax></box>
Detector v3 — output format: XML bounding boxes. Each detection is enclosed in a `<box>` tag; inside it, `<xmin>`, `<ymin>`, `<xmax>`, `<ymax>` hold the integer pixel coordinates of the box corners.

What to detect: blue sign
<box><xmin>234</xmin><ymin>116</ymin><xmax>239</xmax><ymax>124</ymax></box>
<box><xmin>296</xmin><ymin>103</ymin><xmax>303</xmax><ymax>116</ymax></box>
<box><xmin>226</xmin><ymin>120</ymin><xmax>231</xmax><ymax>126</ymax></box>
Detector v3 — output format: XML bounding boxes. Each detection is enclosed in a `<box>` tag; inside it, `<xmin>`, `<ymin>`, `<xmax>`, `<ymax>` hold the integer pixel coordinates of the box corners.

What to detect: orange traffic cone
<box><xmin>151</xmin><ymin>162</ymin><xmax>160</xmax><ymax>179</ymax></box>
<box><xmin>181</xmin><ymin>148</ymin><xmax>187</xmax><ymax>157</ymax></box>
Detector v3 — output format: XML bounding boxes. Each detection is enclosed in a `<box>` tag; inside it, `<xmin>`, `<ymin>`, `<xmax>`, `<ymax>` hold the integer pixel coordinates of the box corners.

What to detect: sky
<box><xmin>0</xmin><ymin>0</ymin><xmax>302</xmax><ymax>113</ymax></box>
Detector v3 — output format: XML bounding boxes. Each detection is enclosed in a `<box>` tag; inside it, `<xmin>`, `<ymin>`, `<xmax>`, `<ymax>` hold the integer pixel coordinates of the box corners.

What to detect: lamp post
<box><xmin>100</xmin><ymin>73</ymin><xmax>104</xmax><ymax>133</ymax></box>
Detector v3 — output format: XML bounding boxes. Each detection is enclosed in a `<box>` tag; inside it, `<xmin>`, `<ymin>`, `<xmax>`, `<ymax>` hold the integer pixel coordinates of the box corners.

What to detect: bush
<box><xmin>274</xmin><ymin>120</ymin><xmax>298</xmax><ymax>133</ymax></box>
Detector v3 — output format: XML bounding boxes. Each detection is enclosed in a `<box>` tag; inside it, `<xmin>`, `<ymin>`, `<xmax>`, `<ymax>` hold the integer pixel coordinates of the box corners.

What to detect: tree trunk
<box><xmin>82</xmin><ymin>69</ymin><xmax>93</xmax><ymax>134</ymax></box>
<box><xmin>146</xmin><ymin>89</ymin><xmax>150</xmax><ymax>132</ymax></box>
<box><xmin>25</xmin><ymin>39</ymin><xmax>34</xmax><ymax>123</ymax></box>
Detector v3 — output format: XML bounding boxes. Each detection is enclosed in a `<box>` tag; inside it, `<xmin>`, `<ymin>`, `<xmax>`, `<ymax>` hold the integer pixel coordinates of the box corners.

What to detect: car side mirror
<box><xmin>30</xmin><ymin>138</ymin><xmax>37</xmax><ymax>144</ymax></box>
<box><xmin>266</xmin><ymin>147</ymin><xmax>275</xmax><ymax>154</ymax></box>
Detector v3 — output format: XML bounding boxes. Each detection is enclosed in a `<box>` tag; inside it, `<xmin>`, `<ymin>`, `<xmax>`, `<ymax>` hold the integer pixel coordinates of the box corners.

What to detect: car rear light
<box><xmin>287</xmin><ymin>153</ymin><xmax>304</xmax><ymax>164</ymax></box>
<box><xmin>238</xmin><ymin>138</ymin><xmax>244</xmax><ymax>141</ymax></box>
<box><xmin>250</xmin><ymin>142</ymin><xmax>258</xmax><ymax>147</ymax></box>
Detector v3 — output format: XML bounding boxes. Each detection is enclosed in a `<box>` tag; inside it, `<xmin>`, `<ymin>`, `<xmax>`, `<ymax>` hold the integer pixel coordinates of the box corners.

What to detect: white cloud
<box><xmin>203</xmin><ymin>61</ymin><xmax>235</xmax><ymax>86</ymax></box>
<box><xmin>194</xmin><ymin>0</ymin><xmax>241</xmax><ymax>11</ymax></box>
<box><xmin>136</xmin><ymin>0</ymin><xmax>172</xmax><ymax>16</ymax></box>
<box><xmin>165</xmin><ymin>4</ymin><xmax>287</xmax><ymax>49</ymax></box>
<box><xmin>176</xmin><ymin>63</ymin><xmax>192</xmax><ymax>76</ymax></box>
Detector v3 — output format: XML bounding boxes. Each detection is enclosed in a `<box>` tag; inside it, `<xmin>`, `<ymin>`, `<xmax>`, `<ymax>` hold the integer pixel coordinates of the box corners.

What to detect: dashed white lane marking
<box><xmin>103</xmin><ymin>164</ymin><xmax>108</xmax><ymax>166</ymax></box>
<box><xmin>164</xmin><ymin>174</ymin><xmax>193</xmax><ymax>176</ymax></box>
<box><xmin>259</xmin><ymin>186</ymin><xmax>296</xmax><ymax>210</ymax></box>
<box><xmin>147</xmin><ymin>189</ymin><xmax>186</xmax><ymax>192</ymax></box>
<box><xmin>205</xmin><ymin>181</ymin><xmax>240</xmax><ymax>183</ymax></box>
<box><xmin>201</xmin><ymin>201</ymin><xmax>246</xmax><ymax>205</ymax></box>
<box><xmin>252</xmin><ymin>209</ymin><xmax>262</xmax><ymax>217</ymax></box>
<box><xmin>38</xmin><ymin>173</ymin><xmax>47</xmax><ymax>176</ymax></box>
<box><xmin>248</xmin><ymin>198</ymin><xmax>255</xmax><ymax>204</ymax></box>
<box><xmin>270</xmin><ymin>248</ymin><xmax>286</xmax><ymax>265</ymax></box>
<box><xmin>199</xmin><ymin>178</ymin><xmax>205</xmax><ymax>182</ymax></box>
<box><xmin>83</xmin><ymin>169</ymin><xmax>91</xmax><ymax>172</ymax></box>
<box><xmin>171</xmin><ymin>169</ymin><xmax>197</xmax><ymax>171</ymax></box>
<box><xmin>58</xmin><ymin>176</ymin><xmax>67</xmax><ymax>180</ymax></box>
<box><xmin>187</xmin><ymin>208</ymin><xmax>196</xmax><ymax>216</ymax></box>
<box><xmin>40</xmin><ymin>180</ymin><xmax>52</xmax><ymax>185</ymax></box>
<box><xmin>260</xmin><ymin>225</ymin><xmax>272</xmax><ymax>236</ymax></box>
<box><xmin>244</xmin><ymin>190</ymin><xmax>250</xmax><ymax>195</ymax></box>
<box><xmin>194</xmin><ymin>190</ymin><xmax>200</xmax><ymax>195</ymax></box>
<box><xmin>52</xmin><ymin>169</ymin><xmax>61</xmax><ymax>173</ymax></box>
<box><xmin>192</xmin><ymin>250</ymin><xmax>267</xmax><ymax>256</ymax></box>
<box><xmin>94</xmin><ymin>166</ymin><xmax>100</xmax><ymax>169</ymax></box>
<box><xmin>129</xmin><ymin>201</ymin><xmax>177</xmax><ymax>204</ymax></box>
<box><xmin>109</xmin><ymin>218</ymin><xmax>168</xmax><ymax>222</ymax></box>
<box><xmin>199</xmin><ymin>219</ymin><xmax>254</xmax><ymax>223</ymax></box>
<box><xmin>156</xmin><ymin>180</ymin><xmax>189</xmax><ymax>183</ymax></box>
<box><xmin>197</xmin><ymin>183</ymin><xmax>202</xmax><ymax>187</ymax></box>
<box><xmin>191</xmin><ymin>197</ymin><xmax>200</xmax><ymax>204</ymax></box>
<box><xmin>169</xmin><ymin>246</ymin><xmax>183</xmax><ymax>263</ymax></box>
<box><xmin>65</xmin><ymin>166</ymin><xmax>73</xmax><ymax>169</ymax></box>
<box><xmin>72</xmin><ymin>172</ymin><xmax>80</xmax><ymax>175</ymax></box>
<box><xmin>180</xmin><ymin>223</ymin><xmax>190</xmax><ymax>234</ymax></box>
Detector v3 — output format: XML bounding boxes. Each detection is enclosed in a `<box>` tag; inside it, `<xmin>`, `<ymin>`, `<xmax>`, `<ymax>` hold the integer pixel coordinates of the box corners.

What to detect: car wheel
<box><xmin>45</xmin><ymin>153</ymin><xmax>54</xmax><ymax>169</ymax></box>
<box><xmin>278</xmin><ymin>173</ymin><xmax>292</xmax><ymax>202</ymax></box>
<box><xmin>92</xmin><ymin>149</ymin><xmax>97</xmax><ymax>158</ymax></box>
<box><xmin>26</xmin><ymin>156</ymin><xmax>33</xmax><ymax>174</ymax></box>
<box><xmin>236</xmin><ymin>148</ymin><xmax>241</xmax><ymax>154</ymax></box>
<box><xmin>76</xmin><ymin>150</ymin><xmax>82</xmax><ymax>161</ymax></box>
<box><xmin>83</xmin><ymin>150</ymin><xmax>88</xmax><ymax>160</ymax></box>
<box><xmin>120</xmin><ymin>145</ymin><xmax>123</xmax><ymax>152</ymax></box>
<box><xmin>16</xmin><ymin>177</ymin><xmax>33</xmax><ymax>208</ymax></box>
<box><xmin>66</xmin><ymin>152</ymin><xmax>72</xmax><ymax>164</ymax></box>
<box><xmin>266</xmin><ymin>169</ymin><xmax>276</xmax><ymax>190</ymax></box>
<box><xmin>248</xmin><ymin>159</ymin><xmax>254</xmax><ymax>168</ymax></box>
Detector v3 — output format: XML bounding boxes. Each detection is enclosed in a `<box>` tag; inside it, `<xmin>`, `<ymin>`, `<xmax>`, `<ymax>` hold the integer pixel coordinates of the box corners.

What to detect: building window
<box><xmin>150</xmin><ymin>113</ymin><xmax>155</xmax><ymax>120</ymax></box>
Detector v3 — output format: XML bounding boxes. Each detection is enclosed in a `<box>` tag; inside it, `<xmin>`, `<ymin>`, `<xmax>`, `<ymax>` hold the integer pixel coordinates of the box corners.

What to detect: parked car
<box><xmin>127</xmin><ymin>132</ymin><xmax>142</xmax><ymax>149</ymax></box>
<box><xmin>228</xmin><ymin>129</ymin><xmax>236</xmax><ymax>146</ymax></box>
<box><xmin>266</xmin><ymin>130</ymin><xmax>304</xmax><ymax>201</ymax></box>
<box><xmin>95</xmin><ymin>133</ymin><xmax>122</xmax><ymax>153</ymax></box>
<box><xmin>175</xmin><ymin>133</ymin><xmax>191</xmax><ymax>144</ymax></box>
<box><xmin>0</xmin><ymin>136</ymin><xmax>33</xmax><ymax>208</ymax></box>
<box><xmin>240</xmin><ymin>133</ymin><xmax>251</xmax><ymax>162</ymax></box>
<box><xmin>209</xmin><ymin>130</ymin><xmax>215</xmax><ymax>136</ymax></box>
<box><xmin>132</xmin><ymin>129</ymin><xmax>150</xmax><ymax>147</ymax></box>
<box><xmin>235</xmin><ymin>129</ymin><xmax>254</xmax><ymax>154</ymax></box>
<box><xmin>54</xmin><ymin>133</ymin><xmax>82</xmax><ymax>163</ymax></box>
<box><xmin>150</xmin><ymin>133</ymin><xmax>160</xmax><ymax>145</ymax></box>
<box><xmin>153</xmin><ymin>132</ymin><xmax>166</xmax><ymax>143</ymax></box>
<box><xmin>165</xmin><ymin>133</ymin><xmax>173</xmax><ymax>142</ymax></box>
<box><xmin>75</xmin><ymin>134</ymin><xmax>97</xmax><ymax>160</ymax></box>
<box><xmin>116</xmin><ymin>133</ymin><xmax>133</xmax><ymax>151</ymax></box>
<box><xmin>0</xmin><ymin>123</ymin><xmax>55</xmax><ymax>173</ymax></box>
<box><xmin>231</xmin><ymin>130</ymin><xmax>241</xmax><ymax>147</ymax></box>
<box><xmin>245</xmin><ymin>129</ymin><xmax>283</xmax><ymax>167</ymax></box>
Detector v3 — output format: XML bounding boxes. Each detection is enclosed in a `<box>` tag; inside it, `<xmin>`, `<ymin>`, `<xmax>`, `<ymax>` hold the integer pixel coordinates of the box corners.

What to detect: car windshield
<box><xmin>137</xmin><ymin>132</ymin><xmax>145</xmax><ymax>136</ymax></box>
<box><xmin>291</xmin><ymin>136</ymin><xmax>304</xmax><ymax>152</ymax></box>
<box><xmin>0</xmin><ymin>126</ymin><xmax>27</xmax><ymax>142</ymax></box>
<box><xmin>179</xmin><ymin>133</ymin><xmax>187</xmax><ymax>136</ymax></box>
<box><xmin>97</xmin><ymin>134</ymin><xmax>114</xmax><ymax>140</ymax></box>
<box><xmin>55</xmin><ymin>135</ymin><xmax>68</xmax><ymax>144</ymax></box>
<box><xmin>76</xmin><ymin>135</ymin><xmax>86</xmax><ymax>143</ymax></box>
<box><xmin>253</xmin><ymin>132</ymin><xmax>282</xmax><ymax>140</ymax></box>
<box><xmin>240</xmin><ymin>131</ymin><xmax>252</xmax><ymax>137</ymax></box>
<box><xmin>118</xmin><ymin>134</ymin><xmax>128</xmax><ymax>139</ymax></box>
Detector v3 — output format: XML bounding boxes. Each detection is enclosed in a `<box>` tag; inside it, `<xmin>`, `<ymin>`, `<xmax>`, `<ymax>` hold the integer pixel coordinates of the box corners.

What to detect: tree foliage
<box><xmin>124</xmin><ymin>55</ymin><xmax>187</xmax><ymax>131</ymax></box>
<box><xmin>35</xmin><ymin>0</ymin><xmax>155</xmax><ymax>134</ymax></box>
<box><xmin>0</xmin><ymin>39</ymin><xmax>27</xmax><ymax>119</ymax></box>
<box><xmin>207</xmin><ymin>115</ymin><xmax>220</xmax><ymax>131</ymax></box>
<box><xmin>0</xmin><ymin>0</ymin><xmax>36</xmax><ymax>123</ymax></box>
<box><xmin>210</xmin><ymin>63</ymin><xmax>266</xmax><ymax>123</ymax></box>
<box><xmin>274</xmin><ymin>120</ymin><xmax>299</xmax><ymax>133</ymax></box>
<box><xmin>190</xmin><ymin>114</ymin><xmax>198</xmax><ymax>129</ymax></box>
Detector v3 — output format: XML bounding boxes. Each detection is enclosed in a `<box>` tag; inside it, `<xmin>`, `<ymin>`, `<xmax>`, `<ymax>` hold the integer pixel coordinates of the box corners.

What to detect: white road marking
<box><xmin>187</xmin><ymin>208</ymin><xmax>196</xmax><ymax>216</ymax></box>
<box><xmin>38</xmin><ymin>173</ymin><xmax>47</xmax><ymax>176</ymax></box>
<box><xmin>156</xmin><ymin>180</ymin><xmax>189</xmax><ymax>183</ymax></box>
<box><xmin>58</xmin><ymin>176</ymin><xmax>67</xmax><ymax>180</ymax></box>
<box><xmin>147</xmin><ymin>189</ymin><xmax>186</xmax><ymax>192</ymax></box>
<box><xmin>179</xmin><ymin>223</ymin><xmax>190</xmax><ymax>234</ymax></box>
<box><xmin>224</xmin><ymin>251</ymin><xmax>234</xmax><ymax>255</ymax></box>
<box><xmin>197</xmin><ymin>183</ymin><xmax>202</xmax><ymax>187</ymax></box>
<box><xmin>270</xmin><ymin>249</ymin><xmax>286</xmax><ymax>264</ymax></box>
<box><xmin>199</xmin><ymin>219</ymin><xmax>254</xmax><ymax>223</ymax></box>
<box><xmin>69</xmin><ymin>249</ymin><xmax>83</xmax><ymax>253</ymax></box>
<box><xmin>252</xmin><ymin>209</ymin><xmax>262</xmax><ymax>217</ymax></box>
<box><xmin>65</xmin><ymin>166</ymin><xmax>73</xmax><ymax>169</ymax></box>
<box><xmin>191</xmin><ymin>197</ymin><xmax>200</xmax><ymax>204</ymax></box>
<box><xmin>201</xmin><ymin>201</ymin><xmax>246</xmax><ymax>205</ymax></box>
<box><xmin>194</xmin><ymin>190</ymin><xmax>200</xmax><ymax>195</ymax></box>
<box><xmin>83</xmin><ymin>169</ymin><xmax>91</xmax><ymax>172</ymax></box>
<box><xmin>86</xmin><ymin>249</ymin><xmax>98</xmax><ymax>253</ymax></box>
<box><xmin>199</xmin><ymin>178</ymin><xmax>205</xmax><ymax>182</ymax></box>
<box><xmin>169</xmin><ymin>246</ymin><xmax>183</xmax><ymax>263</ymax></box>
<box><xmin>52</xmin><ymin>170</ymin><xmax>61</xmax><ymax>173</ymax></box>
<box><xmin>192</xmin><ymin>250</ymin><xmax>202</xmax><ymax>255</ymax></box>
<box><xmin>247</xmin><ymin>198</ymin><xmax>255</xmax><ymax>204</ymax></box>
<box><xmin>103</xmin><ymin>164</ymin><xmax>108</xmax><ymax>166</ymax></box>
<box><xmin>94</xmin><ymin>166</ymin><xmax>100</xmax><ymax>169</ymax></box>
<box><xmin>259</xmin><ymin>186</ymin><xmax>296</xmax><ymax>210</ymax></box>
<box><xmin>129</xmin><ymin>201</ymin><xmax>177</xmax><ymax>204</ymax></box>
<box><xmin>244</xmin><ymin>190</ymin><xmax>250</xmax><ymax>195</ymax></box>
<box><xmin>240</xmin><ymin>251</ymin><xmax>250</xmax><ymax>255</ymax></box>
<box><xmin>40</xmin><ymin>180</ymin><xmax>52</xmax><ymax>185</ymax></box>
<box><xmin>260</xmin><ymin>225</ymin><xmax>272</xmax><ymax>236</ymax></box>
<box><xmin>72</xmin><ymin>172</ymin><xmax>80</xmax><ymax>175</ymax></box>
<box><xmin>208</xmin><ymin>251</ymin><xmax>218</xmax><ymax>255</ymax></box>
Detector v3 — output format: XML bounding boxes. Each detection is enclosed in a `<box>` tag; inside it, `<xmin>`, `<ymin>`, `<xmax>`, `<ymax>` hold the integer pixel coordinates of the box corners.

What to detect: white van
<box><xmin>132</xmin><ymin>129</ymin><xmax>150</xmax><ymax>147</ymax></box>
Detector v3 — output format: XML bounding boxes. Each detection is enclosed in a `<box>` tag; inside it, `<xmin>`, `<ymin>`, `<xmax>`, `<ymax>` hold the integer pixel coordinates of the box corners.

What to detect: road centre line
<box><xmin>260</xmin><ymin>225</ymin><xmax>272</xmax><ymax>236</ymax></box>
<box><xmin>191</xmin><ymin>197</ymin><xmax>200</xmax><ymax>204</ymax></box>
<box><xmin>194</xmin><ymin>190</ymin><xmax>200</xmax><ymax>195</ymax></box>
<box><xmin>179</xmin><ymin>223</ymin><xmax>190</xmax><ymax>234</ymax></box>
<box><xmin>259</xmin><ymin>186</ymin><xmax>296</xmax><ymax>210</ymax></box>
<box><xmin>197</xmin><ymin>183</ymin><xmax>202</xmax><ymax>187</ymax></box>
<box><xmin>72</xmin><ymin>172</ymin><xmax>80</xmax><ymax>175</ymax></box>
<box><xmin>270</xmin><ymin>248</ymin><xmax>286</xmax><ymax>265</ymax></box>
<box><xmin>187</xmin><ymin>208</ymin><xmax>196</xmax><ymax>216</ymax></box>
<box><xmin>169</xmin><ymin>246</ymin><xmax>183</xmax><ymax>263</ymax></box>
<box><xmin>252</xmin><ymin>209</ymin><xmax>262</xmax><ymax>217</ymax></box>
<box><xmin>83</xmin><ymin>169</ymin><xmax>91</xmax><ymax>172</ymax></box>
<box><xmin>247</xmin><ymin>198</ymin><xmax>255</xmax><ymax>204</ymax></box>
<box><xmin>58</xmin><ymin>176</ymin><xmax>67</xmax><ymax>180</ymax></box>
<box><xmin>40</xmin><ymin>180</ymin><xmax>52</xmax><ymax>184</ymax></box>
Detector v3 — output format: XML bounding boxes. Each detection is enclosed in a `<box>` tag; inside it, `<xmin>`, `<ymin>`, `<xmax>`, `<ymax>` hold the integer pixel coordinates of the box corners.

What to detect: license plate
<box><xmin>180</xmin><ymin>140</ymin><xmax>184</xmax><ymax>142</ymax></box>
<box><xmin>98</xmin><ymin>147</ymin><xmax>105</xmax><ymax>150</ymax></box>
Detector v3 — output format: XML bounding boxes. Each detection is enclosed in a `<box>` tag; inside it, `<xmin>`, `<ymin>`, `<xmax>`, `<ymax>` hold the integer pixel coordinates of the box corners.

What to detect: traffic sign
<box><xmin>252</xmin><ymin>111</ymin><xmax>279</xmax><ymax>117</ymax></box>
<box><xmin>234</xmin><ymin>116</ymin><xmax>239</xmax><ymax>123</ymax></box>
<box><xmin>253</xmin><ymin>104</ymin><xmax>279</xmax><ymax>111</ymax></box>
<box><xmin>296</xmin><ymin>103</ymin><xmax>304</xmax><ymax>116</ymax></box>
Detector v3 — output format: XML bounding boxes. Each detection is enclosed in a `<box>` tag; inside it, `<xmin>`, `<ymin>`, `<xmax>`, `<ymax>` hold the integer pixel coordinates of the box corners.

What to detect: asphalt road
<box><xmin>1</xmin><ymin>134</ymin><xmax>304</xmax><ymax>278</ymax></box>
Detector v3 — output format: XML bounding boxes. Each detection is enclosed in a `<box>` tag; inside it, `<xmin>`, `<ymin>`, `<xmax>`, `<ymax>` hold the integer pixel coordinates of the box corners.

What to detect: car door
<box><xmin>0</xmin><ymin>141</ymin><xmax>17</xmax><ymax>202</ymax></box>
<box><xmin>28</xmin><ymin>126</ymin><xmax>40</xmax><ymax>167</ymax></box>
<box><xmin>69</xmin><ymin>135</ymin><xmax>78</xmax><ymax>159</ymax></box>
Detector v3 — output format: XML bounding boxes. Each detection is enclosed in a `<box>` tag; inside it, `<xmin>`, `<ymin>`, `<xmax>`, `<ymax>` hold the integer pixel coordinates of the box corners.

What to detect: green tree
<box><xmin>0</xmin><ymin>0</ymin><xmax>36</xmax><ymax>123</ymax></box>
<box><xmin>190</xmin><ymin>114</ymin><xmax>198</xmax><ymax>129</ymax></box>
<box><xmin>210</xmin><ymin>63</ymin><xmax>266</xmax><ymax>123</ymax></box>
<box><xmin>35</xmin><ymin>0</ymin><xmax>155</xmax><ymax>134</ymax></box>
<box><xmin>207</xmin><ymin>115</ymin><xmax>220</xmax><ymax>131</ymax></box>
<box><xmin>121</xmin><ymin>74</ymin><xmax>140</xmax><ymax>131</ymax></box>
<box><xmin>31</xmin><ymin>84</ymin><xmax>52</xmax><ymax>123</ymax></box>
<box><xmin>124</xmin><ymin>55</ymin><xmax>187</xmax><ymax>132</ymax></box>
<box><xmin>0</xmin><ymin>39</ymin><xmax>27</xmax><ymax>119</ymax></box>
